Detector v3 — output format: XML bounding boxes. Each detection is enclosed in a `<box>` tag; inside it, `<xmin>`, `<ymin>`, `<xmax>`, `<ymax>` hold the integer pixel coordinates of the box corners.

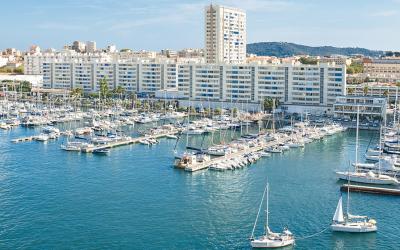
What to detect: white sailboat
<box><xmin>250</xmin><ymin>183</ymin><xmax>295</xmax><ymax>248</ymax></box>
<box><xmin>336</xmin><ymin>106</ymin><xmax>399</xmax><ymax>185</ymax></box>
<box><xmin>331</xmin><ymin>181</ymin><xmax>377</xmax><ymax>233</ymax></box>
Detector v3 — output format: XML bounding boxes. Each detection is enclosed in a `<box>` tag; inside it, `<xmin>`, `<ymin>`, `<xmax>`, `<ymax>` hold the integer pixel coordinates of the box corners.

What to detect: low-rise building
<box><xmin>320</xmin><ymin>56</ymin><xmax>352</xmax><ymax>66</ymax></box>
<box><xmin>333</xmin><ymin>96</ymin><xmax>386</xmax><ymax>119</ymax></box>
<box><xmin>0</xmin><ymin>75</ymin><xmax>43</xmax><ymax>88</ymax></box>
<box><xmin>347</xmin><ymin>82</ymin><xmax>399</xmax><ymax>103</ymax></box>
<box><xmin>363</xmin><ymin>58</ymin><xmax>400</xmax><ymax>83</ymax></box>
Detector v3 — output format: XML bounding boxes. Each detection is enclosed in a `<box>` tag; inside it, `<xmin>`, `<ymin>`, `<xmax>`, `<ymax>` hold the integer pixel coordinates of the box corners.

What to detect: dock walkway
<box><xmin>81</xmin><ymin>129</ymin><xmax>180</xmax><ymax>153</ymax></box>
<box><xmin>184</xmin><ymin>140</ymin><xmax>286</xmax><ymax>172</ymax></box>
<box><xmin>341</xmin><ymin>184</ymin><xmax>400</xmax><ymax>196</ymax></box>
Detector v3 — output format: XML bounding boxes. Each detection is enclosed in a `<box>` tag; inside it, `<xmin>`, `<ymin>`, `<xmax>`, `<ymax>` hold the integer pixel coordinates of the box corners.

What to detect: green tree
<box><xmin>363</xmin><ymin>86</ymin><xmax>369</xmax><ymax>96</ymax></box>
<box><xmin>154</xmin><ymin>101</ymin><xmax>163</xmax><ymax>110</ymax></box>
<box><xmin>19</xmin><ymin>81</ymin><xmax>32</xmax><ymax>92</ymax></box>
<box><xmin>346</xmin><ymin>62</ymin><xmax>363</xmax><ymax>74</ymax></box>
<box><xmin>134</xmin><ymin>100</ymin><xmax>142</xmax><ymax>108</ymax></box>
<box><xmin>299</xmin><ymin>57</ymin><xmax>318</xmax><ymax>65</ymax></box>
<box><xmin>112</xmin><ymin>86</ymin><xmax>125</xmax><ymax>99</ymax></box>
<box><xmin>232</xmin><ymin>107</ymin><xmax>238</xmax><ymax>117</ymax></box>
<box><xmin>15</xmin><ymin>65</ymin><xmax>24</xmax><ymax>74</ymax></box>
<box><xmin>263</xmin><ymin>98</ymin><xmax>279</xmax><ymax>112</ymax></box>
<box><xmin>347</xmin><ymin>88</ymin><xmax>355</xmax><ymax>95</ymax></box>
<box><xmin>143</xmin><ymin>102</ymin><xmax>150</xmax><ymax>110</ymax></box>
<box><xmin>383</xmin><ymin>90</ymin><xmax>389</xmax><ymax>98</ymax></box>
<box><xmin>71</xmin><ymin>87</ymin><xmax>83</xmax><ymax>99</ymax></box>
<box><xmin>214</xmin><ymin>108</ymin><xmax>222</xmax><ymax>115</ymax></box>
<box><xmin>99</xmin><ymin>77</ymin><xmax>109</xmax><ymax>100</ymax></box>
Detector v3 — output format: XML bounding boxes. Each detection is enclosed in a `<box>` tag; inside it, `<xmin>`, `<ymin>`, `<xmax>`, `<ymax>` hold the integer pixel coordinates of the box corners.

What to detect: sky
<box><xmin>1</xmin><ymin>0</ymin><xmax>400</xmax><ymax>51</ymax></box>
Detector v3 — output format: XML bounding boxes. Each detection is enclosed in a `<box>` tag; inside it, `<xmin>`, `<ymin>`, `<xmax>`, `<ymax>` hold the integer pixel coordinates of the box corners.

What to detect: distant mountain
<box><xmin>247</xmin><ymin>42</ymin><xmax>384</xmax><ymax>57</ymax></box>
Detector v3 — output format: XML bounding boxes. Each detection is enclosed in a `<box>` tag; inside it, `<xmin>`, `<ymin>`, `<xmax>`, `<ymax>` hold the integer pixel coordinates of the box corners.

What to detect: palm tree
<box><xmin>363</xmin><ymin>86</ymin><xmax>369</xmax><ymax>96</ymax></box>
<box><xmin>134</xmin><ymin>99</ymin><xmax>142</xmax><ymax>109</ymax></box>
<box><xmin>99</xmin><ymin>77</ymin><xmax>109</xmax><ymax>100</ymax></box>
<box><xmin>383</xmin><ymin>90</ymin><xmax>389</xmax><ymax>98</ymax></box>
<box><xmin>347</xmin><ymin>88</ymin><xmax>355</xmax><ymax>95</ymax></box>
<box><xmin>232</xmin><ymin>107</ymin><xmax>238</xmax><ymax>117</ymax></box>
<box><xmin>71</xmin><ymin>87</ymin><xmax>83</xmax><ymax>99</ymax></box>
<box><xmin>113</xmin><ymin>86</ymin><xmax>125</xmax><ymax>99</ymax></box>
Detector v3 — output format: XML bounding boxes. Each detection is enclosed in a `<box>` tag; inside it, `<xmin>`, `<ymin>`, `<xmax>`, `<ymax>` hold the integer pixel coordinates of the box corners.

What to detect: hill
<box><xmin>247</xmin><ymin>42</ymin><xmax>384</xmax><ymax>57</ymax></box>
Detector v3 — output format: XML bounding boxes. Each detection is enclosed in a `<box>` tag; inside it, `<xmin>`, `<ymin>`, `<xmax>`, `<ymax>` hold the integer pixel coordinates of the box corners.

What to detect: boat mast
<box><xmin>272</xmin><ymin>99</ymin><xmax>275</xmax><ymax>134</ymax></box>
<box><xmin>347</xmin><ymin>162</ymin><xmax>351</xmax><ymax>218</ymax></box>
<box><xmin>209</xmin><ymin>97</ymin><xmax>214</xmax><ymax>145</ymax></box>
<box><xmin>251</xmin><ymin>182</ymin><xmax>269</xmax><ymax>239</ymax></box>
<box><xmin>266</xmin><ymin>183</ymin><xmax>269</xmax><ymax>234</ymax></box>
<box><xmin>394</xmin><ymin>87</ymin><xmax>398</xmax><ymax>126</ymax></box>
<box><xmin>378</xmin><ymin>125</ymin><xmax>382</xmax><ymax>176</ymax></box>
<box><xmin>355</xmin><ymin>105</ymin><xmax>360</xmax><ymax>171</ymax></box>
<box><xmin>186</xmin><ymin>98</ymin><xmax>190</xmax><ymax>149</ymax></box>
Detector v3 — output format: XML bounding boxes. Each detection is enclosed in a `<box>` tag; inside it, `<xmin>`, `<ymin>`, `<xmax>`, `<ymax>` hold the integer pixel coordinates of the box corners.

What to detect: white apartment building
<box><xmin>205</xmin><ymin>4</ymin><xmax>246</xmax><ymax>64</ymax></box>
<box><xmin>24</xmin><ymin>53</ymin><xmax>346</xmax><ymax>110</ymax></box>
<box><xmin>116</xmin><ymin>63</ymin><xmax>138</xmax><ymax>92</ymax></box>
<box><xmin>363</xmin><ymin>58</ymin><xmax>400</xmax><ymax>83</ymax></box>
<box><xmin>25</xmin><ymin>56</ymin><xmax>45</xmax><ymax>75</ymax></box>
<box><xmin>95</xmin><ymin>62</ymin><xmax>115</xmax><ymax>91</ymax></box>
<box><xmin>224</xmin><ymin>65</ymin><xmax>253</xmax><ymax>102</ymax></box>
<box><xmin>193</xmin><ymin>65</ymin><xmax>222</xmax><ymax>101</ymax></box>
<box><xmin>73</xmin><ymin>63</ymin><xmax>93</xmax><ymax>92</ymax></box>
<box><xmin>86</xmin><ymin>41</ymin><xmax>97</xmax><ymax>53</ymax></box>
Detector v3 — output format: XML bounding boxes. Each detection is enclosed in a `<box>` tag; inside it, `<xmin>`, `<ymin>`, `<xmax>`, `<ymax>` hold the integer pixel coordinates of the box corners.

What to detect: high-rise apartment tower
<box><xmin>205</xmin><ymin>4</ymin><xmax>246</xmax><ymax>64</ymax></box>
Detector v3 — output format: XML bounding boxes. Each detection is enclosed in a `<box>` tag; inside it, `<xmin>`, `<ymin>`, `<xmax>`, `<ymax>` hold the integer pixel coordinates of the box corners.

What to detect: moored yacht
<box><xmin>250</xmin><ymin>183</ymin><xmax>295</xmax><ymax>248</ymax></box>
<box><xmin>331</xmin><ymin>196</ymin><xmax>377</xmax><ymax>233</ymax></box>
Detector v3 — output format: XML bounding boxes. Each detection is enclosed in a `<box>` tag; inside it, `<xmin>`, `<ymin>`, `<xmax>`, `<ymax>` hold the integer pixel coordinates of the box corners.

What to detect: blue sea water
<box><xmin>0</xmin><ymin>126</ymin><xmax>399</xmax><ymax>249</ymax></box>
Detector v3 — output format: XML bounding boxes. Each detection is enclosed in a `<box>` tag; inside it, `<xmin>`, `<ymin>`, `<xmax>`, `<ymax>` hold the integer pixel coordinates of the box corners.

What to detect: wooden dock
<box><xmin>81</xmin><ymin>130</ymin><xmax>180</xmax><ymax>153</ymax></box>
<box><xmin>11</xmin><ymin>136</ymin><xmax>35</xmax><ymax>143</ymax></box>
<box><xmin>341</xmin><ymin>184</ymin><xmax>400</xmax><ymax>196</ymax></box>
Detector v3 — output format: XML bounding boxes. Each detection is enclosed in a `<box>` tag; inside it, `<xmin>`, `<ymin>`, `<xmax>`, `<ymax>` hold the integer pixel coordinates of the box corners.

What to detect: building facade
<box><xmin>86</xmin><ymin>41</ymin><xmax>97</xmax><ymax>53</ymax></box>
<box><xmin>347</xmin><ymin>82</ymin><xmax>399</xmax><ymax>103</ymax></box>
<box><xmin>24</xmin><ymin>53</ymin><xmax>346</xmax><ymax>110</ymax></box>
<box><xmin>333</xmin><ymin>96</ymin><xmax>387</xmax><ymax>119</ymax></box>
<box><xmin>363</xmin><ymin>58</ymin><xmax>400</xmax><ymax>83</ymax></box>
<box><xmin>205</xmin><ymin>4</ymin><xmax>246</xmax><ymax>64</ymax></box>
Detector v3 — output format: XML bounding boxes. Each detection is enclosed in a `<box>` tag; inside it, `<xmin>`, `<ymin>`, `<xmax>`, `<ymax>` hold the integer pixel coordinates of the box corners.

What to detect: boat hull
<box><xmin>331</xmin><ymin>224</ymin><xmax>377</xmax><ymax>233</ymax></box>
<box><xmin>336</xmin><ymin>172</ymin><xmax>399</xmax><ymax>185</ymax></box>
<box><xmin>251</xmin><ymin>238</ymin><xmax>295</xmax><ymax>248</ymax></box>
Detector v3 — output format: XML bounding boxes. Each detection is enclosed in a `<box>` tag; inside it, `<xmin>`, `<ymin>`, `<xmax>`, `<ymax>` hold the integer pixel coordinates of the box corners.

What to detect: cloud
<box><xmin>371</xmin><ymin>10</ymin><xmax>398</xmax><ymax>17</ymax></box>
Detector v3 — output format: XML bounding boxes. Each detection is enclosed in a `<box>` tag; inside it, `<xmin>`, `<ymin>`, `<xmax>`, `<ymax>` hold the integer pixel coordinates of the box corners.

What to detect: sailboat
<box><xmin>331</xmin><ymin>179</ymin><xmax>377</xmax><ymax>233</ymax></box>
<box><xmin>336</xmin><ymin>106</ymin><xmax>399</xmax><ymax>185</ymax></box>
<box><xmin>250</xmin><ymin>183</ymin><xmax>295</xmax><ymax>248</ymax></box>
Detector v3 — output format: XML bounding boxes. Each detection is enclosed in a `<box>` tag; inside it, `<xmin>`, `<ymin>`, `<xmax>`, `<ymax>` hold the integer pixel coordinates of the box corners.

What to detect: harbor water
<box><xmin>0</xmin><ymin>126</ymin><xmax>399</xmax><ymax>249</ymax></box>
